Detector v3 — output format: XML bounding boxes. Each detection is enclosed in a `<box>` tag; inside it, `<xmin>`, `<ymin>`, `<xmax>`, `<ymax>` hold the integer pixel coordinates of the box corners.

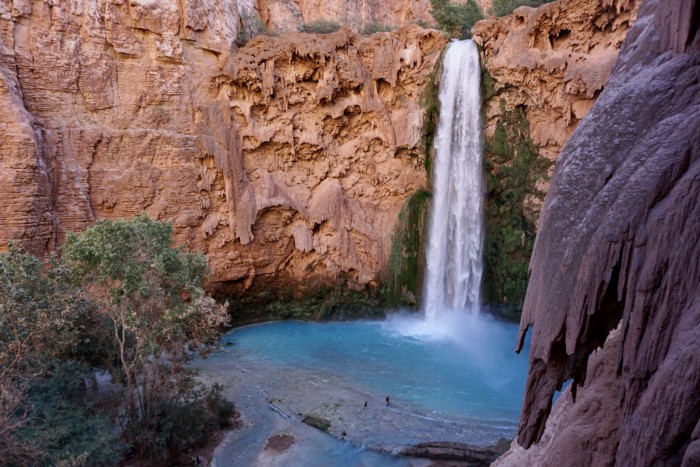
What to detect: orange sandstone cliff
<box><xmin>0</xmin><ymin>0</ymin><xmax>639</xmax><ymax>303</ymax></box>
<box><xmin>0</xmin><ymin>0</ymin><xmax>447</xmax><ymax>296</ymax></box>
<box><xmin>474</xmin><ymin>0</ymin><xmax>639</xmax><ymax>161</ymax></box>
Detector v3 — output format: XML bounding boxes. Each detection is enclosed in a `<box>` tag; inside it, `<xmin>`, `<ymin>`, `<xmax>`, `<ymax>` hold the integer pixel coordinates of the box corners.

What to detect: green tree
<box><xmin>0</xmin><ymin>245</ymin><xmax>90</xmax><ymax>464</ymax></box>
<box><xmin>430</xmin><ymin>0</ymin><xmax>483</xmax><ymax>38</ymax></box>
<box><xmin>19</xmin><ymin>361</ymin><xmax>121</xmax><ymax>466</ymax></box>
<box><xmin>61</xmin><ymin>215</ymin><xmax>229</xmax><ymax>437</ymax></box>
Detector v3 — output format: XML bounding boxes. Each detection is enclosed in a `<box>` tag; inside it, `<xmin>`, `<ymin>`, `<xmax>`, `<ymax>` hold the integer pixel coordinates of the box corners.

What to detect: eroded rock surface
<box><xmin>502</xmin><ymin>0</ymin><xmax>700</xmax><ymax>464</ymax></box>
<box><xmin>494</xmin><ymin>329</ymin><xmax>623</xmax><ymax>467</ymax></box>
<box><xmin>257</xmin><ymin>0</ymin><xmax>434</xmax><ymax>33</ymax></box>
<box><xmin>473</xmin><ymin>0</ymin><xmax>639</xmax><ymax>161</ymax></box>
<box><xmin>0</xmin><ymin>0</ymin><xmax>446</xmax><ymax>296</ymax></box>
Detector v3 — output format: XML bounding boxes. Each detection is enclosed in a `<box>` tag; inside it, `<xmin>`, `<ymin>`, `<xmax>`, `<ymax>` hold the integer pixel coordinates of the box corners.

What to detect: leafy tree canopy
<box><xmin>430</xmin><ymin>0</ymin><xmax>483</xmax><ymax>38</ymax></box>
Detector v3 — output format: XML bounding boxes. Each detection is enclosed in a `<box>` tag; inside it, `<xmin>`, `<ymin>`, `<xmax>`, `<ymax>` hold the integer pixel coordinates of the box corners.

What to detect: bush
<box><xmin>430</xmin><ymin>0</ymin><xmax>483</xmax><ymax>38</ymax></box>
<box><xmin>482</xmin><ymin>104</ymin><xmax>552</xmax><ymax>316</ymax></box>
<box><xmin>299</xmin><ymin>19</ymin><xmax>342</xmax><ymax>34</ymax></box>
<box><xmin>385</xmin><ymin>190</ymin><xmax>431</xmax><ymax>308</ymax></box>
<box><xmin>362</xmin><ymin>23</ymin><xmax>395</xmax><ymax>35</ymax></box>
<box><xmin>491</xmin><ymin>0</ymin><xmax>551</xmax><ymax>17</ymax></box>
<box><xmin>236</xmin><ymin>11</ymin><xmax>275</xmax><ymax>47</ymax></box>
<box><xmin>19</xmin><ymin>361</ymin><xmax>121</xmax><ymax>466</ymax></box>
<box><xmin>0</xmin><ymin>245</ymin><xmax>91</xmax><ymax>464</ymax></box>
<box><xmin>0</xmin><ymin>216</ymin><xmax>236</xmax><ymax>464</ymax></box>
<box><xmin>130</xmin><ymin>384</ymin><xmax>235</xmax><ymax>461</ymax></box>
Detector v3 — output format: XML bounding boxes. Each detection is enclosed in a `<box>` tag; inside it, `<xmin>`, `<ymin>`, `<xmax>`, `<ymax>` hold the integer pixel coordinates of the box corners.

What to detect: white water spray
<box><xmin>423</xmin><ymin>40</ymin><xmax>484</xmax><ymax>321</ymax></box>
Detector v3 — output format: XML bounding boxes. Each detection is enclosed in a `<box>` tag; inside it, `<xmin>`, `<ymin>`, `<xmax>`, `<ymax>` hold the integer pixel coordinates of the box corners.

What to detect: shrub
<box><xmin>385</xmin><ymin>190</ymin><xmax>431</xmax><ymax>308</ymax></box>
<box><xmin>412</xmin><ymin>19</ymin><xmax>433</xmax><ymax>29</ymax></box>
<box><xmin>19</xmin><ymin>361</ymin><xmax>121</xmax><ymax>466</ymax></box>
<box><xmin>61</xmin><ymin>214</ymin><xmax>230</xmax><ymax>452</ymax></box>
<box><xmin>430</xmin><ymin>0</ymin><xmax>483</xmax><ymax>38</ymax></box>
<box><xmin>362</xmin><ymin>22</ymin><xmax>395</xmax><ymax>35</ymax></box>
<box><xmin>299</xmin><ymin>19</ymin><xmax>342</xmax><ymax>34</ymax></box>
<box><xmin>491</xmin><ymin>0</ymin><xmax>551</xmax><ymax>17</ymax></box>
<box><xmin>0</xmin><ymin>216</ymin><xmax>236</xmax><ymax>463</ymax></box>
<box><xmin>131</xmin><ymin>384</ymin><xmax>235</xmax><ymax>461</ymax></box>
<box><xmin>236</xmin><ymin>11</ymin><xmax>275</xmax><ymax>47</ymax></box>
<box><xmin>0</xmin><ymin>245</ymin><xmax>91</xmax><ymax>464</ymax></box>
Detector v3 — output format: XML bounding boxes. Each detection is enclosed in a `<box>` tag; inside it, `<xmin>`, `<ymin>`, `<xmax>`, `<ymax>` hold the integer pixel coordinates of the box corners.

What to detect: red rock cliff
<box><xmin>0</xmin><ymin>0</ymin><xmax>447</xmax><ymax>295</ymax></box>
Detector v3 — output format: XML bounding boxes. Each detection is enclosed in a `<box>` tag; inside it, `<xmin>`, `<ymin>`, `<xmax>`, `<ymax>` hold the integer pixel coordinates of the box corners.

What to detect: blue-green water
<box><xmin>221</xmin><ymin>312</ymin><xmax>529</xmax><ymax>425</ymax></box>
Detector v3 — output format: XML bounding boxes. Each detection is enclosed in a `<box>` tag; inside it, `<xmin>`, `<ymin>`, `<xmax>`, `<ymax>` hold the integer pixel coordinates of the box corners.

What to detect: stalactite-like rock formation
<box><xmin>473</xmin><ymin>0</ymin><xmax>639</xmax><ymax>162</ymax></box>
<box><xmin>499</xmin><ymin>0</ymin><xmax>700</xmax><ymax>465</ymax></box>
<box><xmin>0</xmin><ymin>0</ymin><xmax>447</xmax><ymax>297</ymax></box>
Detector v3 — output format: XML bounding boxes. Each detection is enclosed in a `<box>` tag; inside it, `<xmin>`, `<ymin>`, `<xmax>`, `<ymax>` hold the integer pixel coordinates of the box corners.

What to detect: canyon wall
<box><xmin>0</xmin><ymin>0</ymin><xmax>641</xmax><ymax>306</ymax></box>
<box><xmin>497</xmin><ymin>0</ymin><xmax>700</xmax><ymax>464</ymax></box>
<box><xmin>472</xmin><ymin>0</ymin><xmax>638</xmax><ymax>312</ymax></box>
<box><xmin>257</xmin><ymin>0</ymin><xmax>434</xmax><ymax>33</ymax></box>
<box><xmin>0</xmin><ymin>0</ymin><xmax>447</xmax><ymax>297</ymax></box>
<box><xmin>474</xmin><ymin>0</ymin><xmax>639</xmax><ymax>161</ymax></box>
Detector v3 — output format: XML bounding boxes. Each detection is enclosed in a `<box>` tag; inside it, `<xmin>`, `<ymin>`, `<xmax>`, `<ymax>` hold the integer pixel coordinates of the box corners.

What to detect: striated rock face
<box><xmin>209</xmin><ymin>27</ymin><xmax>446</xmax><ymax>291</ymax></box>
<box><xmin>0</xmin><ymin>0</ymin><xmax>447</xmax><ymax>296</ymax></box>
<box><xmin>257</xmin><ymin>0</ymin><xmax>435</xmax><ymax>33</ymax></box>
<box><xmin>473</xmin><ymin>0</ymin><xmax>639</xmax><ymax>161</ymax></box>
<box><xmin>502</xmin><ymin>0</ymin><xmax>700</xmax><ymax>465</ymax></box>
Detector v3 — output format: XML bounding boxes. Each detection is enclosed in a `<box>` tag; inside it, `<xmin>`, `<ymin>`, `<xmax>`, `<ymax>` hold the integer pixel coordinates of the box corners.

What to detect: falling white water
<box><xmin>423</xmin><ymin>40</ymin><xmax>484</xmax><ymax>321</ymax></box>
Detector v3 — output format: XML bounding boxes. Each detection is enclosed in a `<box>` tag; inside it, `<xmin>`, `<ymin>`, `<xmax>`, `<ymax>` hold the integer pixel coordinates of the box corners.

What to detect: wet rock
<box><xmin>302</xmin><ymin>415</ymin><xmax>331</xmax><ymax>432</ymax></box>
<box><xmin>401</xmin><ymin>440</ymin><xmax>509</xmax><ymax>465</ymax></box>
<box><xmin>264</xmin><ymin>433</ymin><xmax>295</xmax><ymax>453</ymax></box>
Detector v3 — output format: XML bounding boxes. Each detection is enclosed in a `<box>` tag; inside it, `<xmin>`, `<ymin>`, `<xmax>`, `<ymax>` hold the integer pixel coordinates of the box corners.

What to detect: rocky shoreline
<box><xmin>191</xmin><ymin>344</ymin><xmax>515</xmax><ymax>466</ymax></box>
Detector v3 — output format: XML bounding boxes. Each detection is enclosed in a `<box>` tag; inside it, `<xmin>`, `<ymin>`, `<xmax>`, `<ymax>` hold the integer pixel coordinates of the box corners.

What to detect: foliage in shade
<box><xmin>362</xmin><ymin>22</ymin><xmax>396</xmax><ymax>35</ymax></box>
<box><xmin>298</xmin><ymin>19</ymin><xmax>342</xmax><ymax>34</ymax></box>
<box><xmin>236</xmin><ymin>11</ymin><xmax>277</xmax><ymax>46</ymax></box>
<box><xmin>61</xmin><ymin>214</ymin><xmax>230</xmax><ymax>456</ymax></box>
<box><xmin>430</xmin><ymin>0</ymin><xmax>483</xmax><ymax>38</ymax></box>
<box><xmin>1</xmin><ymin>212</ymin><xmax>237</xmax><ymax>464</ymax></box>
<box><xmin>0</xmin><ymin>245</ymin><xmax>92</xmax><ymax>464</ymax></box>
<box><xmin>482</xmin><ymin>103</ymin><xmax>552</xmax><ymax>318</ymax></box>
<box><xmin>18</xmin><ymin>361</ymin><xmax>121</xmax><ymax>466</ymax></box>
<box><xmin>385</xmin><ymin>189</ymin><xmax>431</xmax><ymax>308</ymax></box>
<box><xmin>231</xmin><ymin>286</ymin><xmax>385</xmax><ymax>325</ymax></box>
<box><xmin>491</xmin><ymin>0</ymin><xmax>551</xmax><ymax>17</ymax></box>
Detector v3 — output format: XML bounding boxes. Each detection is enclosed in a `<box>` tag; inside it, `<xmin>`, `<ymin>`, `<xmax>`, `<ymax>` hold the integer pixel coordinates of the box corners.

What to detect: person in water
<box><xmin>364</xmin><ymin>401</ymin><xmax>368</xmax><ymax>408</ymax></box>
<box><xmin>386</xmin><ymin>395</ymin><xmax>391</xmax><ymax>406</ymax></box>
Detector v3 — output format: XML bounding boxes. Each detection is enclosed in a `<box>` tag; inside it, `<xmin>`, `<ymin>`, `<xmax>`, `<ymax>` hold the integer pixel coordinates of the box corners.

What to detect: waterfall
<box><xmin>423</xmin><ymin>40</ymin><xmax>484</xmax><ymax>320</ymax></box>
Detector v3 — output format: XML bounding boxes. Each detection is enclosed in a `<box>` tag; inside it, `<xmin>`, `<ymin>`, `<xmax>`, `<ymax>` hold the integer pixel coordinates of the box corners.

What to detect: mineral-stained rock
<box><xmin>257</xmin><ymin>0</ymin><xmax>435</xmax><ymax>33</ymax></box>
<box><xmin>0</xmin><ymin>0</ymin><xmax>447</xmax><ymax>299</ymax></box>
<box><xmin>504</xmin><ymin>0</ymin><xmax>700</xmax><ymax>465</ymax></box>
<box><xmin>402</xmin><ymin>440</ymin><xmax>509</xmax><ymax>465</ymax></box>
<box><xmin>494</xmin><ymin>328</ymin><xmax>623</xmax><ymax>467</ymax></box>
<box><xmin>473</xmin><ymin>0</ymin><xmax>639</xmax><ymax>162</ymax></box>
<box><xmin>301</xmin><ymin>415</ymin><xmax>331</xmax><ymax>431</ymax></box>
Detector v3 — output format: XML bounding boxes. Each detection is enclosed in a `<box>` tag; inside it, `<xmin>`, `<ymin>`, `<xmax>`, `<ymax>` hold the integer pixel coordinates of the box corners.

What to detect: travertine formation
<box><xmin>0</xmin><ymin>0</ymin><xmax>447</xmax><ymax>294</ymax></box>
<box><xmin>473</xmin><ymin>0</ymin><xmax>639</xmax><ymax>161</ymax></box>
<box><xmin>257</xmin><ymin>0</ymin><xmax>434</xmax><ymax>32</ymax></box>
<box><xmin>499</xmin><ymin>0</ymin><xmax>700</xmax><ymax>464</ymax></box>
<box><xmin>494</xmin><ymin>328</ymin><xmax>623</xmax><ymax>467</ymax></box>
<box><xmin>255</xmin><ymin>0</ymin><xmax>495</xmax><ymax>33</ymax></box>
